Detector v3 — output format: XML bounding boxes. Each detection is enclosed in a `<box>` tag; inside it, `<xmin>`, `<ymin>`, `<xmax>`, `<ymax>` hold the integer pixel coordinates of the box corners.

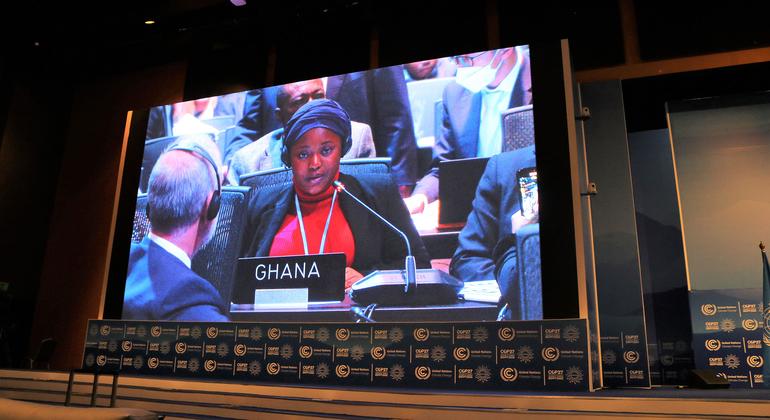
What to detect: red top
<box><xmin>269</xmin><ymin>175</ymin><xmax>355</xmax><ymax>266</ymax></box>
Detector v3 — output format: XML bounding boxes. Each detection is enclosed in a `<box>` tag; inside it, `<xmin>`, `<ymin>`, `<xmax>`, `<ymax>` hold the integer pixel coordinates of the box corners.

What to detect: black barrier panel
<box><xmin>83</xmin><ymin>319</ymin><xmax>590</xmax><ymax>391</ymax></box>
<box><xmin>689</xmin><ymin>289</ymin><xmax>765</xmax><ymax>388</ymax></box>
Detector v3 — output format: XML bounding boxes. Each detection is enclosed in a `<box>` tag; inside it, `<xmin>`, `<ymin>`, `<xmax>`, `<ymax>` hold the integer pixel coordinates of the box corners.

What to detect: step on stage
<box><xmin>1</xmin><ymin>369</ymin><xmax>769</xmax><ymax>419</ymax></box>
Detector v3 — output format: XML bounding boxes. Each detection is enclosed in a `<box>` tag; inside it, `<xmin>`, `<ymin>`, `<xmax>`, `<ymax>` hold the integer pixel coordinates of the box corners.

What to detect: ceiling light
<box><xmin>144</xmin><ymin>20</ymin><xmax>156</xmax><ymax>25</ymax></box>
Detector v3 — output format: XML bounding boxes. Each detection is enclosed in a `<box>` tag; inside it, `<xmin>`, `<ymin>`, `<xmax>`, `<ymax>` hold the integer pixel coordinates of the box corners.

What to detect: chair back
<box><xmin>515</xmin><ymin>223</ymin><xmax>542</xmax><ymax>320</ymax></box>
<box><xmin>502</xmin><ymin>104</ymin><xmax>535</xmax><ymax>152</ymax></box>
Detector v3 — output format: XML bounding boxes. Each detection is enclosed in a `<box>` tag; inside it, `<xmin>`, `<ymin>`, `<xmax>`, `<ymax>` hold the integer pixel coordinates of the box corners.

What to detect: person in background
<box><xmin>238</xmin><ymin>99</ymin><xmax>430</xmax><ymax>299</ymax></box>
<box><xmin>123</xmin><ymin>134</ymin><xmax>229</xmax><ymax>321</ymax></box>
<box><xmin>226</xmin><ymin>79</ymin><xmax>375</xmax><ymax>185</ymax></box>
<box><xmin>405</xmin><ymin>46</ymin><xmax>532</xmax><ymax>213</ymax></box>
<box><xmin>403</xmin><ymin>57</ymin><xmax>457</xmax><ymax>82</ymax></box>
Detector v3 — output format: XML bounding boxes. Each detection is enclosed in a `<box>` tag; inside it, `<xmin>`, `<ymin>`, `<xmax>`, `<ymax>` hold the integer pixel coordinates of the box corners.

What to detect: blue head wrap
<box><xmin>281</xmin><ymin>99</ymin><xmax>352</xmax><ymax>167</ymax></box>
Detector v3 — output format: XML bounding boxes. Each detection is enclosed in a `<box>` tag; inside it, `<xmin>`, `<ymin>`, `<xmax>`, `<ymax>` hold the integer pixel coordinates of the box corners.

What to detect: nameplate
<box><xmin>236</xmin><ymin>253</ymin><xmax>346</xmax><ymax>303</ymax></box>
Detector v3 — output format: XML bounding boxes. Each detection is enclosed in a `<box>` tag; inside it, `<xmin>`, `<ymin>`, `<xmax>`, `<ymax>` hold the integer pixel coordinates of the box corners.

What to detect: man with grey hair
<box><xmin>123</xmin><ymin>134</ymin><xmax>229</xmax><ymax>321</ymax></box>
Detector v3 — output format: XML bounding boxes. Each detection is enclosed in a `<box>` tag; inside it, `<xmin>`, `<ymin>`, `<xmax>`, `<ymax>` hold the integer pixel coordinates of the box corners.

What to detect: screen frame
<box><xmin>103</xmin><ymin>39</ymin><xmax>581</xmax><ymax>320</ymax></box>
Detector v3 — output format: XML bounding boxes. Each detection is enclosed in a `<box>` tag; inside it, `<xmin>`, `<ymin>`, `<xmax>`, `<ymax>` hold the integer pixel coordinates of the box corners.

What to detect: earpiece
<box><xmin>166</xmin><ymin>144</ymin><xmax>221</xmax><ymax>220</ymax></box>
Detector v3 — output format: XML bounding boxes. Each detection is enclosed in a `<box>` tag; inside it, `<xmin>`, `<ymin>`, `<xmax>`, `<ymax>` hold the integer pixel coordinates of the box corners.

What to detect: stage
<box><xmin>1</xmin><ymin>369</ymin><xmax>769</xmax><ymax>419</ymax></box>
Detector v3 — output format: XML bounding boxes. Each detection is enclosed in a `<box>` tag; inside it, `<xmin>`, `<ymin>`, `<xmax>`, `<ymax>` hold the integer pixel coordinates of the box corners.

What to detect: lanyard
<box><xmin>295</xmin><ymin>189</ymin><xmax>338</xmax><ymax>255</ymax></box>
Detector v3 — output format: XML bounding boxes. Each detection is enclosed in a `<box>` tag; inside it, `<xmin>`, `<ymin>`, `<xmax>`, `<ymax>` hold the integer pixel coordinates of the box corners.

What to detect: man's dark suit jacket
<box><xmin>123</xmin><ymin>237</ymin><xmax>229</xmax><ymax>321</ymax></box>
<box><xmin>413</xmin><ymin>54</ymin><xmax>533</xmax><ymax>202</ymax></box>
<box><xmin>234</xmin><ymin>172</ymin><xmax>430</xmax><ymax>303</ymax></box>
<box><xmin>449</xmin><ymin>147</ymin><xmax>536</xmax><ymax>285</ymax></box>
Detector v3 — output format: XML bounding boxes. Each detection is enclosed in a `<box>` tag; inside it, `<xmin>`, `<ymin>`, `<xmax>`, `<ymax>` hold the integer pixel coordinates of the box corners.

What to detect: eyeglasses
<box><xmin>452</xmin><ymin>52</ymin><xmax>488</xmax><ymax>67</ymax></box>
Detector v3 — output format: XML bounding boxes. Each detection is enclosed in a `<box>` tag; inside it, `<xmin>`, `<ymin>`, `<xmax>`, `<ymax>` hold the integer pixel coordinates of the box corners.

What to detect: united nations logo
<box><xmin>250</xmin><ymin>327</ymin><xmax>263</xmax><ymax>341</ymax></box>
<box><xmin>725</xmin><ymin>354</ymin><xmax>740</xmax><ymax>369</ymax></box>
<box><xmin>453</xmin><ymin>347</ymin><xmax>470</xmax><ymax>361</ymax></box>
<box><xmin>136</xmin><ymin>326</ymin><xmax>147</xmax><ymax>338</ymax></box>
<box><xmin>472</xmin><ymin>327</ymin><xmax>489</xmax><ymax>343</ymax></box>
<box><xmin>206</xmin><ymin>327</ymin><xmax>218</xmax><ymax>339</ymax></box>
<box><xmin>217</xmin><ymin>342</ymin><xmax>229</xmax><ymax>357</ymax></box>
<box><xmin>743</xmin><ymin>319</ymin><xmax>759</xmax><ymax>331</ymax></box>
<box><xmin>100</xmin><ymin>325</ymin><xmax>111</xmax><ymax>336</ymax></box>
<box><xmin>623</xmin><ymin>350</ymin><xmax>640</xmax><ymax>364</ymax></box>
<box><xmin>234</xmin><ymin>344</ymin><xmax>247</xmax><ymax>357</ymax></box>
<box><xmin>316</xmin><ymin>362</ymin><xmax>330</xmax><ymax>379</ymax></box>
<box><xmin>498</xmin><ymin>327</ymin><xmax>515</xmax><ymax>341</ymax></box>
<box><xmin>299</xmin><ymin>345</ymin><xmax>313</xmax><ymax>359</ymax></box>
<box><xmin>414</xmin><ymin>328</ymin><xmax>430</xmax><ymax>342</ymax></box>
<box><xmin>147</xmin><ymin>357</ymin><xmax>159</xmax><ymax>369</ymax></box>
<box><xmin>705</xmin><ymin>339</ymin><xmax>721</xmax><ymax>351</ymax></box>
<box><xmin>351</xmin><ymin>345</ymin><xmax>365</xmax><ymax>361</ymax></box>
<box><xmin>187</xmin><ymin>358</ymin><xmax>200</xmax><ymax>373</ymax></box>
<box><xmin>371</xmin><ymin>346</ymin><xmax>386</xmax><ymax>360</ymax></box>
<box><xmin>430</xmin><ymin>345</ymin><xmax>447</xmax><ymax>362</ymax></box>
<box><xmin>159</xmin><ymin>341</ymin><xmax>171</xmax><ymax>355</ymax></box>
<box><xmin>89</xmin><ymin>324</ymin><xmax>99</xmax><ymax>336</ymax></box>
<box><xmin>716</xmin><ymin>372</ymin><xmax>728</xmax><ymax>380</ymax></box>
<box><xmin>562</xmin><ymin>325</ymin><xmax>580</xmax><ymax>343</ymax></box>
<box><xmin>266</xmin><ymin>362</ymin><xmax>280</xmax><ymax>375</ymax></box>
<box><xmin>151</xmin><ymin>326</ymin><xmax>161</xmax><ymax>337</ymax></box>
<box><xmin>474</xmin><ymin>365</ymin><xmax>491</xmax><ymax>383</ymax></box>
<box><xmin>517</xmin><ymin>346</ymin><xmax>534</xmax><ymax>363</ymax></box>
<box><xmin>566</xmin><ymin>366</ymin><xmax>584</xmax><ymax>385</ymax></box>
<box><xmin>108</xmin><ymin>340</ymin><xmax>118</xmax><ymax>353</ymax></box>
<box><xmin>132</xmin><ymin>355</ymin><xmax>144</xmax><ymax>370</ymax></box>
<box><xmin>176</xmin><ymin>342</ymin><xmax>187</xmax><ymax>354</ymax></box>
<box><xmin>414</xmin><ymin>366</ymin><xmax>431</xmax><ymax>380</ymax></box>
<box><xmin>747</xmin><ymin>355</ymin><xmax>764</xmax><ymax>368</ymax></box>
<box><xmin>500</xmin><ymin>367</ymin><xmax>518</xmax><ymax>382</ymax></box>
<box><xmin>720</xmin><ymin>318</ymin><xmax>736</xmax><ymax>333</ymax></box>
<box><xmin>121</xmin><ymin>340</ymin><xmax>132</xmax><ymax>352</ymax></box>
<box><xmin>700</xmin><ymin>303</ymin><xmax>717</xmax><ymax>316</ymax></box>
<box><xmin>280</xmin><ymin>344</ymin><xmax>294</xmax><ymax>359</ymax></box>
<box><xmin>542</xmin><ymin>347</ymin><xmax>560</xmax><ymax>362</ymax></box>
<box><xmin>390</xmin><ymin>364</ymin><xmax>405</xmax><ymax>381</ymax></box>
<box><xmin>204</xmin><ymin>360</ymin><xmax>217</xmax><ymax>372</ymax></box>
<box><xmin>248</xmin><ymin>361</ymin><xmax>262</xmax><ymax>376</ymax></box>
<box><xmin>389</xmin><ymin>327</ymin><xmax>404</xmax><ymax>343</ymax></box>
<box><xmin>96</xmin><ymin>355</ymin><xmax>107</xmax><ymax>366</ymax></box>
<box><xmin>84</xmin><ymin>353</ymin><xmax>95</xmax><ymax>367</ymax></box>
<box><xmin>602</xmin><ymin>350</ymin><xmax>617</xmax><ymax>365</ymax></box>
<box><xmin>268</xmin><ymin>328</ymin><xmax>281</xmax><ymax>340</ymax></box>
<box><xmin>336</xmin><ymin>328</ymin><xmax>350</xmax><ymax>341</ymax></box>
<box><xmin>660</xmin><ymin>354</ymin><xmax>674</xmax><ymax>367</ymax></box>
<box><xmin>316</xmin><ymin>327</ymin><xmax>330</xmax><ymax>342</ymax></box>
<box><xmin>190</xmin><ymin>326</ymin><xmax>202</xmax><ymax>340</ymax></box>
<box><xmin>335</xmin><ymin>364</ymin><xmax>350</xmax><ymax>378</ymax></box>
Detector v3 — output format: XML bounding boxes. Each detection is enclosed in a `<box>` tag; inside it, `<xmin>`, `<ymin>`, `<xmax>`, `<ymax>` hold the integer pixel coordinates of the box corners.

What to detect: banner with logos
<box><xmin>689</xmin><ymin>288</ymin><xmax>764</xmax><ymax>388</ymax></box>
<box><xmin>83</xmin><ymin>319</ymin><xmax>590</xmax><ymax>391</ymax></box>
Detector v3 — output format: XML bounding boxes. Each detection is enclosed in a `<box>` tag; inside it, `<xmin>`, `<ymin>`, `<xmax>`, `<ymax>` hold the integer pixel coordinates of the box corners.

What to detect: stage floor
<box><xmin>1</xmin><ymin>369</ymin><xmax>769</xmax><ymax>419</ymax></box>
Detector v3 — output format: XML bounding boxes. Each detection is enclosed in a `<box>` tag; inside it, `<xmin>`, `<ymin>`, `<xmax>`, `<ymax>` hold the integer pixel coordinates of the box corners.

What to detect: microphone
<box><xmin>334</xmin><ymin>180</ymin><xmax>416</xmax><ymax>293</ymax></box>
<box><xmin>333</xmin><ymin>180</ymin><xmax>462</xmax><ymax>306</ymax></box>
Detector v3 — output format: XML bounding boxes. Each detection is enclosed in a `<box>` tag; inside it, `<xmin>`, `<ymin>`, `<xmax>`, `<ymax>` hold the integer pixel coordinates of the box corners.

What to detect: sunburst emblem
<box><xmin>351</xmin><ymin>345</ymin><xmax>365</xmax><ymax>361</ymax></box>
<box><xmin>280</xmin><ymin>344</ymin><xmax>294</xmax><ymax>359</ymax></box>
<box><xmin>108</xmin><ymin>340</ymin><xmax>118</xmax><ymax>353</ymax></box>
<box><xmin>389</xmin><ymin>327</ymin><xmax>404</xmax><ymax>343</ymax></box>
<box><xmin>316</xmin><ymin>327</ymin><xmax>330</xmax><ymax>342</ymax></box>
<box><xmin>159</xmin><ymin>341</ymin><xmax>171</xmax><ymax>354</ymax></box>
<box><xmin>430</xmin><ymin>345</ymin><xmax>447</xmax><ymax>362</ymax></box>
<box><xmin>474</xmin><ymin>365</ymin><xmax>492</xmax><ymax>383</ymax></box>
<box><xmin>250</xmin><ymin>327</ymin><xmax>263</xmax><ymax>341</ymax></box>
<box><xmin>724</xmin><ymin>354</ymin><xmax>740</xmax><ymax>369</ymax></box>
<box><xmin>602</xmin><ymin>350</ymin><xmax>617</xmax><ymax>365</ymax></box>
<box><xmin>190</xmin><ymin>326</ymin><xmax>202</xmax><ymax>340</ymax></box>
<box><xmin>316</xmin><ymin>362</ymin><xmax>330</xmax><ymax>379</ymax></box>
<box><xmin>566</xmin><ymin>366</ymin><xmax>584</xmax><ymax>384</ymax></box>
<box><xmin>84</xmin><ymin>354</ymin><xmax>95</xmax><ymax>367</ymax></box>
<box><xmin>390</xmin><ymin>364</ymin><xmax>405</xmax><ymax>381</ymax></box>
<box><xmin>188</xmin><ymin>358</ymin><xmax>200</xmax><ymax>373</ymax></box>
<box><xmin>132</xmin><ymin>355</ymin><xmax>144</xmax><ymax>370</ymax></box>
<box><xmin>248</xmin><ymin>361</ymin><xmax>262</xmax><ymax>376</ymax></box>
<box><xmin>562</xmin><ymin>325</ymin><xmax>580</xmax><ymax>343</ymax></box>
<box><xmin>136</xmin><ymin>326</ymin><xmax>147</xmax><ymax>338</ymax></box>
<box><xmin>720</xmin><ymin>318</ymin><xmax>736</xmax><ymax>333</ymax></box>
<box><xmin>217</xmin><ymin>342</ymin><xmax>229</xmax><ymax>357</ymax></box>
<box><xmin>472</xmin><ymin>327</ymin><xmax>489</xmax><ymax>343</ymax></box>
<box><xmin>517</xmin><ymin>345</ymin><xmax>534</xmax><ymax>363</ymax></box>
